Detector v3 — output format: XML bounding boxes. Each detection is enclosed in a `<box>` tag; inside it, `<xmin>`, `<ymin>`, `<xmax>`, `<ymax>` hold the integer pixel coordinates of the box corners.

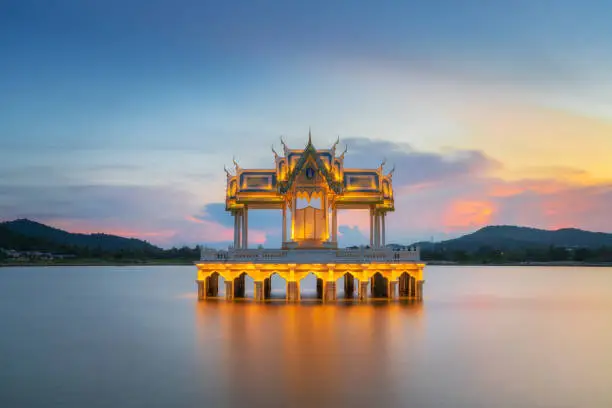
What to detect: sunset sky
<box><xmin>1</xmin><ymin>0</ymin><xmax>611</xmax><ymax>248</ymax></box>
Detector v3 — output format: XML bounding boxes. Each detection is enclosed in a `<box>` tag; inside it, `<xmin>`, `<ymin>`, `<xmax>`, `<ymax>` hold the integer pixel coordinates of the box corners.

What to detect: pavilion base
<box><xmin>196</xmin><ymin>261</ymin><xmax>425</xmax><ymax>302</ymax></box>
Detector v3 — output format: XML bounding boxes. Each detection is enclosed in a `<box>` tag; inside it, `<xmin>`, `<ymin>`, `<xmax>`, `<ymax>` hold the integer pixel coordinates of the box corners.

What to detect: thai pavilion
<box><xmin>195</xmin><ymin>132</ymin><xmax>424</xmax><ymax>302</ymax></box>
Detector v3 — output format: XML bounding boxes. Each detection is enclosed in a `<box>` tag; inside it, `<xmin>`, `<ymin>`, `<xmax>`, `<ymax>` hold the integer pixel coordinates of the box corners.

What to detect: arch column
<box><xmin>225</xmin><ymin>280</ymin><xmax>234</xmax><ymax>300</ymax></box>
<box><xmin>254</xmin><ymin>281</ymin><xmax>264</xmax><ymax>301</ymax></box>
<box><xmin>282</xmin><ymin>202</ymin><xmax>287</xmax><ymax>244</ymax></box>
<box><xmin>241</xmin><ymin>207</ymin><xmax>249</xmax><ymax>249</ymax></box>
<box><xmin>197</xmin><ymin>279</ymin><xmax>208</xmax><ymax>300</ymax></box>
<box><xmin>381</xmin><ymin>212</ymin><xmax>386</xmax><ymax>247</ymax></box>
<box><xmin>358</xmin><ymin>280</ymin><xmax>368</xmax><ymax>301</ymax></box>
<box><xmin>286</xmin><ymin>281</ymin><xmax>300</xmax><ymax>302</ymax></box>
<box><xmin>323</xmin><ymin>281</ymin><xmax>337</xmax><ymax>302</ymax></box>
<box><xmin>331</xmin><ymin>205</ymin><xmax>338</xmax><ymax>244</ymax></box>
<box><xmin>234</xmin><ymin>211</ymin><xmax>241</xmax><ymax>248</ymax></box>
<box><xmin>369</xmin><ymin>208</ymin><xmax>374</xmax><ymax>247</ymax></box>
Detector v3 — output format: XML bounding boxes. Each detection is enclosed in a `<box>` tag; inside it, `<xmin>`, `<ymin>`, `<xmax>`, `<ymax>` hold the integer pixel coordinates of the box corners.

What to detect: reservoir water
<box><xmin>1</xmin><ymin>265</ymin><xmax>611</xmax><ymax>408</ymax></box>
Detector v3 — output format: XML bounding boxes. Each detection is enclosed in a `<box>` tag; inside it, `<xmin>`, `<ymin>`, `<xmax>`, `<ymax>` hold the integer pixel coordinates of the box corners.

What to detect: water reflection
<box><xmin>2</xmin><ymin>266</ymin><xmax>612</xmax><ymax>408</ymax></box>
<box><xmin>195</xmin><ymin>301</ymin><xmax>423</xmax><ymax>407</ymax></box>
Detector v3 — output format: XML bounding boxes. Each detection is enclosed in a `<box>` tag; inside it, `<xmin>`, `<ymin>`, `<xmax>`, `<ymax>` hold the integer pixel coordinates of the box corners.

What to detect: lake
<box><xmin>1</xmin><ymin>265</ymin><xmax>611</xmax><ymax>408</ymax></box>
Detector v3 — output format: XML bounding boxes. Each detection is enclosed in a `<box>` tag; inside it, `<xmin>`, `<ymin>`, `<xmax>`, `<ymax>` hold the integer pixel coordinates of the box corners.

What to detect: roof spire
<box><xmin>308</xmin><ymin>127</ymin><xmax>312</xmax><ymax>145</ymax></box>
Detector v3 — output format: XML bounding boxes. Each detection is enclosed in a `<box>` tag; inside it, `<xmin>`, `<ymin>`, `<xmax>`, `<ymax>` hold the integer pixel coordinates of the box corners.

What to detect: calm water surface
<box><xmin>1</xmin><ymin>265</ymin><xmax>611</xmax><ymax>408</ymax></box>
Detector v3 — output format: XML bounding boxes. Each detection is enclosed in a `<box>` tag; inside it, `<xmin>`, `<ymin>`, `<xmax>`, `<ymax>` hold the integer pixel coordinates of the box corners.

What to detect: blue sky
<box><xmin>2</xmin><ymin>0</ymin><xmax>612</xmax><ymax>247</ymax></box>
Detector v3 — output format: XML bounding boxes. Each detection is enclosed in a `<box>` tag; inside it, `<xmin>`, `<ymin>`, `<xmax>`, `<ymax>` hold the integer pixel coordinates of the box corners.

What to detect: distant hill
<box><xmin>0</xmin><ymin>219</ymin><xmax>162</xmax><ymax>253</ymax></box>
<box><xmin>414</xmin><ymin>225</ymin><xmax>612</xmax><ymax>252</ymax></box>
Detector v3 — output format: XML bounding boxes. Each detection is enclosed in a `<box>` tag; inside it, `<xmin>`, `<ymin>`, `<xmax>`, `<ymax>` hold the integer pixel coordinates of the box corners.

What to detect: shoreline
<box><xmin>0</xmin><ymin>260</ymin><xmax>195</xmax><ymax>267</ymax></box>
<box><xmin>2</xmin><ymin>260</ymin><xmax>612</xmax><ymax>268</ymax></box>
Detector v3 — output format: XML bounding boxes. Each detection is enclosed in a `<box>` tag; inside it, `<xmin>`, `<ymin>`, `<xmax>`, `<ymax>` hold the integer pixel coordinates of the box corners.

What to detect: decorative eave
<box><xmin>279</xmin><ymin>139</ymin><xmax>343</xmax><ymax>194</ymax></box>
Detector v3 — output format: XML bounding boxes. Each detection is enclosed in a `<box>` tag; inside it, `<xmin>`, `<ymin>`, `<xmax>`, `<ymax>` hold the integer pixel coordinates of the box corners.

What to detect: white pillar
<box><xmin>369</xmin><ymin>208</ymin><xmax>374</xmax><ymax>247</ymax></box>
<box><xmin>332</xmin><ymin>205</ymin><xmax>337</xmax><ymax>243</ymax></box>
<box><xmin>242</xmin><ymin>207</ymin><xmax>248</xmax><ymax>249</ymax></box>
<box><xmin>374</xmin><ymin>212</ymin><xmax>380</xmax><ymax>248</ymax></box>
<box><xmin>381</xmin><ymin>212</ymin><xmax>386</xmax><ymax>247</ymax></box>
<box><xmin>291</xmin><ymin>197</ymin><xmax>296</xmax><ymax>241</ymax></box>
<box><xmin>233</xmin><ymin>212</ymin><xmax>240</xmax><ymax>248</ymax></box>
<box><xmin>282</xmin><ymin>202</ymin><xmax>287</xmax><ymax>244</ymax></box>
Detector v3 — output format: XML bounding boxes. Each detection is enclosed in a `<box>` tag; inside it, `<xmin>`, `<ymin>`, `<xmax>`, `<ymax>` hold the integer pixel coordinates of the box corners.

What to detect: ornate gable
<box><xmin>279</xmin><ymin>140</ymin><xmax>343</xmax><ymax>194</ymax></box>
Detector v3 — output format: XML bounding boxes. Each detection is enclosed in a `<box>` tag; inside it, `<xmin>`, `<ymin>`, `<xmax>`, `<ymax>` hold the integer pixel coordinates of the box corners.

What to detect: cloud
<box><xmin>341</xmin><ymin>137</ymin><xmax>501</xmax><ymax>187</ymax></box>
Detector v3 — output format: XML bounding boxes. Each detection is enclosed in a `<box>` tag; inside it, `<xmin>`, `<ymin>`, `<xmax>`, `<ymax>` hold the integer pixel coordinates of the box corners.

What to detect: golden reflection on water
<box><xmin>194</xmin><ymin>301</ymin><xmax>424</xmax><ymax>406</ymax></box>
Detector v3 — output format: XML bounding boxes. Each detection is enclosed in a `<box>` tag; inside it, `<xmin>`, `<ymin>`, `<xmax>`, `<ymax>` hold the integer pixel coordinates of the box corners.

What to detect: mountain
<box><xmin>0</xmin><ymin>219</ymin><xmax>162</xmax><ymax>253</ymax></box>
<box><xmin>414</xmin><ymin>225</ymin><xmax>612</xmax><ymax>252</ymax></box>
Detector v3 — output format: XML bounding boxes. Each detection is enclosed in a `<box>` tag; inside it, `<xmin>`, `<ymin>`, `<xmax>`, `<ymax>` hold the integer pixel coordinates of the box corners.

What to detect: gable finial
<box><xmin>378</xmin><ymin>157</ymin><xmax>387</xmax><ymax>172</ymax></box>
<box><xmin>271</xmin><ymin>144</ymin><xmax>279</xmax><ymax>160</ymax></box>
<box><xmin>224</xmin><ymin>165</ymin><xmax>234</xmax><ymax>179</ymax></box>
<box><xmin>232</xmin><ymin>156</ymin><xmax>241</xmax><ymax>172</ymax></box>
<box><xmin>387</xmin><ymin>164</ymin><xmax>395</xmax><ymax>179</ymax></box>
<box><xmin>331</xmin><ymin>135</ymin><xmax>340</xmax><ymax>156</ymax></box>
<box><xmin>339</xmin><ymin>144</ymin><xmax>348</xmax><ymax>160</ymax></box>
<box><xmin>280</xmin><ymin>135</ymin><xmax>289</xmax><ymax>155</ymax></box>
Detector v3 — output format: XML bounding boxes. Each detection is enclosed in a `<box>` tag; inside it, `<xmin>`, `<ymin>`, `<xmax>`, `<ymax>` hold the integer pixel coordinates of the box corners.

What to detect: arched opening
<box><xmin>299</xmin><ymin>272</ymin><xmax>320</xmax><ymax>300</ymax></box>
<box><xmin>398</xmin><ymin>272</ymin><xmax>413</xmax><ymax>297</ymax></box>
<box><xmin>269</xmin><ymin>273</ymin><xmax>287</xmax><ymax>300</ymax></box>
<box><xmin>207</xmin><ymin>272</ymin><xmax>224</xmax><ymax>297</ymax></box>
<box><xmin>340</xmin><ymin>272</ymin><xmax>356</xmax><ymax>299</ymax></box>
<box><xmin>370</xmin><ymin>272</ymin><xmax>389</xmax><ymax>298</ymax></box>
<box><xmin>232</xmin><ymin>272</ymin><xmax>255</xmax><ymax>299</ymax></box>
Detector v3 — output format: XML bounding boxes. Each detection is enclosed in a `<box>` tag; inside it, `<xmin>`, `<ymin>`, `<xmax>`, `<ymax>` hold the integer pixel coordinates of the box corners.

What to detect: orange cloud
<box><xmin>443</xmin><ymin>200</ymin><xmax>495</xmax><ymax>231</ymax></box>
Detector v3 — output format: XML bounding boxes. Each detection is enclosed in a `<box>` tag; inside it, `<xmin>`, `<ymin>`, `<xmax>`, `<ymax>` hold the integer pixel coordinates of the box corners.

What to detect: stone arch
<box><xmin>370</xmin><ymin>271</ymin><xmax>389</xmax><ymax>298</ymax></box>
<box><xmin>268</xmin><ymin>272</ymin><xmax>287</xmax><ymax>300</ymax></box>
<box><xmin>341</xmin><ymin>272</ymin><xmax>356</xmax><ymax>298</ymax></box>
<box><xmin>298</xmin><ymin>272</ymin><xmax>321</xmax><ymax>299</ymax></box>
<box><xmin>398</xmin><ymin>271</ymin><xmax>417</xmax><ymax>297</ymax></box>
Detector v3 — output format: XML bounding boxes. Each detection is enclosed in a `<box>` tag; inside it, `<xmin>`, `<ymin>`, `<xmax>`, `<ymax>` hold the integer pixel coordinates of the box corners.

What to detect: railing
<box><xmin>200</xmin><ymin>246</ymin><xmax>420</xmax><ymax>263</ymax></box>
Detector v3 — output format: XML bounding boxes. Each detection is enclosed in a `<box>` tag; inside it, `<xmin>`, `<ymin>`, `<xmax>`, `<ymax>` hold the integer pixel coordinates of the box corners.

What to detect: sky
<box><xmin>1</xmin><ymin>0</ymin><xmax>612</xmax><ymax>248</ymax></box>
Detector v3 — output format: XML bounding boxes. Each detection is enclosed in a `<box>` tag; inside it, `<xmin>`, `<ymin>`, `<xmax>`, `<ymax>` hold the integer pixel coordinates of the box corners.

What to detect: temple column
<box><xmin>241</xmin><ymin>207</ymin><xmax>248</xmax><ymax>249</ymax></box>
<box><xmin>234</xmin><ymin>211</ymin><xmax>240</xmax><ymax>248</ymax></box>
<box><xmin>282</xmin><ymin>202</ymin><xmax>287</xmax><ymax>244</ymax></box>
<box><xmin>343</xmin><ymin>273</ymin><xmax>355</xmax><ymax>297</ymax></box>
<box><xmin>291</xmin><ymin>196</ymin><xmax>296</xmax><ymax>241</ymax></box>
<box><xmin>388</xmin><ymin>280</ymin><xmax>397</xmax><ymax>299</ymax></box>
<box><xmin>254</xmin><ymin>281</ymin><xmax>264</xmax><ymax>301</ymax></box>
<box><xmin>369</xmin><ymin>208</ymin><xmax>374</xmax><ymax>247</ymax></box>
<box><xmin>381</xmin><ymin>212</ymin><xmax>386</xmax><ymax>248</ymax></box>
<box><xmin>197</xmin><ymin>279</ymin><xmax>208</xmax><ymax>300</ymax></box>
<box><xmin>324</xmin><ymin>281</ymin><xmax>337</xmax><ymax>302</ymax></box>
<box><xmin>225</xmin><ymin>280</ymin><xmax>234</xmax><ymax>300</ymax></box>
<box><xmin>374</xmin><ymin>211</ymin><xmax>380</xmax><ymax>248</ymax></box>
<box><xmin>416</xmin><ymin>280</ymin><xmax>424</xmax><ymax>300</ymax></box>
<box><xmin>286</xmin><ymin>281</ymin><xmax>300</xmax><ymax>302</ymax></box>
<box><xmin>331</xmin><ymin>205</ymin><xmax>338</xmax><ymax>244</ymax></box>
<box><xmin>358</xmin><ymin>280</ymin><xmax>368</xmax><ymax>301</ymax></box>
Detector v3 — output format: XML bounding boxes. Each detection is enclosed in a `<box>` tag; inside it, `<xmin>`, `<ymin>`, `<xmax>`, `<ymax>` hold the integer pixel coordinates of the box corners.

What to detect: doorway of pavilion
<box><xmin>298</xmin><ymin>273</ymin><xmax>323</xmax><ymax>300</ymax></box>
<box><xmin>370</xmin><ymin>272</ymin><xmax>389</xmax><ymax>298</ymax></box>
<box><xmin>398</xmin><ymin>272</ymin><xmax>417</xmax><ymax>297</ymax></box>
<box><xmin>340</xmin><ymin>272</ymin><xmax>357</xmax><ymax>299</ymax></box>
<box><xmin>268</xmin><ymin>273</ymin><xmax>287</xmax><ymax>300</ymax></box>
<box><xmin>231</xmin><ymin>272</ymin><xmax>255</xmax><ymax>299</ymax></box>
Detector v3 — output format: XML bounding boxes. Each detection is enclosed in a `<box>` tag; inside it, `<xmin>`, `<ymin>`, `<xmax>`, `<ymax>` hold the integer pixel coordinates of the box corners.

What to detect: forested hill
<box><xmin>415</xmin><ymin>225</ymin><xmax>612</xmax><ymax>252</ymax></box>
<box><xmin>0</xmin><ymin>219</ymin><xmax>162</xmax><ymax>254</ymax></box>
